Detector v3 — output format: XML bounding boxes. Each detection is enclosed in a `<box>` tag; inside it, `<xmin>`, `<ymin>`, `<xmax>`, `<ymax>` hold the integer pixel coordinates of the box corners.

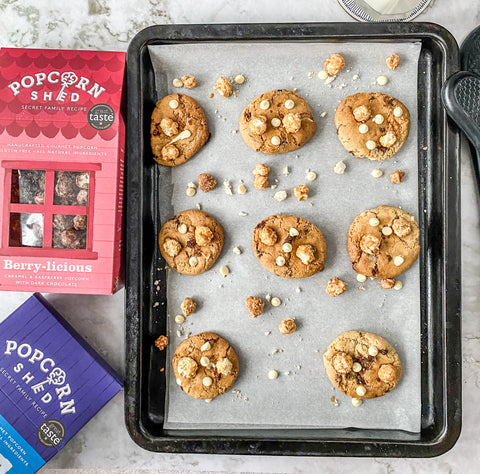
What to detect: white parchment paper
<box><xmin>148</xmin><ymin>41</ymin><xmax>421</xmax><ymax>432</ymax></box>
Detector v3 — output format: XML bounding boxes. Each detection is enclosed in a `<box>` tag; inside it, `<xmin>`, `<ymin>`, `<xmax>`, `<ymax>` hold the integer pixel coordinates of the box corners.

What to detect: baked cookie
<box><xmin>151</xmin><ymin>93</ymin><xmax>209</xmax><ymax>166</ymax></box>
<box><xmin>172</xmin><ymin>332</ymin><xmax>239</xmax><ymax>400</ymax></box>
<box><xmin>323</xmin><ymin>330</ymin><xmax>402</xmax><ymax>399</ymax></box>
<box><xmin>252</xmin><ymin>214</ymin><xmax>326</xmax><ymax>279</ymax></box>
<box><xmin>158</xmin><ymin>209</ymin><xmax>224</xmax><ymax>275</ymax></box>
<box><xmin>347</xmin><ymin>205</ymin><xmax>420</xmax><ymax>279</ymax></box>
<box><xmin>239</xmin><ymin>89</ymin><xmax>317</xmax><ymax>154</ymax></box>
<box><xmin>334</xmin><ymin>92</ymin><xmax>410</xmax><ymax>161</ymax></box>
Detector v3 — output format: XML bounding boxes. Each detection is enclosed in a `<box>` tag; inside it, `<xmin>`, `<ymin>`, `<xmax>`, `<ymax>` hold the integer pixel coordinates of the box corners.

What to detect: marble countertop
<box><xmin>1</xmin><ymin>0</ymin><xmax>479</xmax><ymax>472</ymax></box>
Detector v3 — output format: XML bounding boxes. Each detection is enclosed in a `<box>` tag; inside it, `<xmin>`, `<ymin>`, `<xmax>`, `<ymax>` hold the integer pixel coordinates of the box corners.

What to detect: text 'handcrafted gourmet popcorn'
<box><xmin>0</xmin><ymin>294</ymin><xmax>122</xmax><ymax>473</ymax></box>
<box><xmin>0</xmin><ymin>48</ymin><xmax>125</xmax><ymax>294</ymax></box>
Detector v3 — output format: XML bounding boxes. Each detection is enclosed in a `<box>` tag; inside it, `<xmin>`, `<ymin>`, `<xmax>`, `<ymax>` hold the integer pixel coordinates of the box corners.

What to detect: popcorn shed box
<box><xmin>0</xmin><ymin>294</ymin><xmax>122</xmax><ymax>473</ymax></box>
<box><xmin>0</xmin><ymin>48</ymin><xmax>125</xmax><ymax>294</ymax></box>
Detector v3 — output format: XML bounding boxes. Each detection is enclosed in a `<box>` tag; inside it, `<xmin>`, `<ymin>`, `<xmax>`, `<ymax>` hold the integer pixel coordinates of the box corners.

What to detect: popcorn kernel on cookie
<box><xmin>326</xmin><ymin>277</ymin><xmax>347</xmax><ymax>297</ymax></box>
<box><xmin>282</xmin><ymin>112</ymin><xmax>302</xmax><ymax>133</ymax></box>
<box><xmin>177</xmin><ymin>356</ymin><xmax>198</xmax><ymax>378</ymax></box>
<box><xmin>245</xmin><ymin>296</ymin><xmax>265</xmax><ymax>318</ymax></box>
<box><xmin>216</xmin><ymin>357</ymin><xmax>233</xmax><ymax>375</ymax></box>
<box><xmin>249</xmin><ymin>115</ymin><xmax>268</xmax><ymax>135</ymax></box>
<box><xmin>195</xmin><ymin>225</ymin><xmax>214</xmax><ymax>246</ymax></box>
<box><xmin>332</xmin><ymin>352</ymin><xmax>353</xmax><ymax>373</ymax></box>
<box><xmin>379</xmin><ymin>131</ymin><xmax>397</xmax><ymax>148</ymax></box>
<box><xmin>296</xmin><ymin>244</ymin><xmax>315</xmax><ymax>265</ymax></box>
<box><xmin>392</xmin><ymin>217</ymin><xmax>412</xmax><ymax>238</ymax></box>
<box><xmin>324</xmin><ymin>53</ymin><xmax>345</xmax><ymax>76</ymax></box>
<box><xmin>181</xmin><ymin>297</ymin><xmax>196</xmax><ymax>317</ymax></box>
<box><xmin>279</xmin><ymin>318</ymin><xmax>296</xmax><ymax>335</ymax></box>
<box><xmin>378</xmin><ymin>363</ymin><xmax>396</xmax><ymax>382</ymax></box>
<box><xmin>390</xmin><ymin>170</ymin><xmax>405</xmax><ymax>184</ymax></box>
<box><xmin>386</xmin><ymin>54</ymin><xmax>400</xmax><ymax>70</ymax></box>
<box><xmin>163</xmin><ymin>237</ymin><xmax>181</xmax><ymax>257</ymax></box>
<box><xmin>198</xmin><ymin>173</ymin><xmax>217</xmax><ymax>192</ymax></box>
<box><xmin>259</xmin><ymin>226</ymin><xmax>277</xmax><ymax>246</ymax></box>
<box><xmin>381</xmin><ymin>278</ymin><xmax>396</xmax><ymax>289</ymax></box>
<box><xmin>181</xmin><ymin>75</ymin><xmax>197</xmax><ymax>89</ymax></box>
<box><xmin>161</xmin><ymin>144</ymin><xmax>180</xmax><ymax>161</ymax></box>
<box><xmin>155</xmin><ymin>335</ymin><xmax>169</xmax><ymax>351</ymax></box>
<box><xmin>352</xmin><ymin>105</ymin><xmax>370</xmax><ymax>122</ymax></box>
<box><xmin>213</xmin><ymin>76</ymin><xmax>232</xmax><ymax>97</ymax></box>
<box><xmin>360</xmin><ymin>234</ymin><xmax>381</xmax><ymax>255</ymax></box>
<box><xmin>160</xmin><ymin>118</ymin><xmax>179</xmax><ymax>137</ymax></box>
<box><xmin>294</xmin><ymin>184</ymin><xmax>309</xmax><ymax>201</ymax></box>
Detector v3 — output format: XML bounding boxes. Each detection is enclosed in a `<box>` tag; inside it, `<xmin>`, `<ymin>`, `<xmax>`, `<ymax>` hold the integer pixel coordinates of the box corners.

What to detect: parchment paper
<box><xmin>148</xmin><ymin>42</ymin><xmax>422</xmax><ymax>432</ymax></box>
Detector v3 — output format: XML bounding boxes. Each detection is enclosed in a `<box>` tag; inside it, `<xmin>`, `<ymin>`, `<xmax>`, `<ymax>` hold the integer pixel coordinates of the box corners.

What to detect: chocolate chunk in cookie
<box><xmin>239</xmin><ymin>89</ymin><xmax>317</xmax><ymax>155</ymax></box>
<box><xmin>151</xmin><ymin>93</ymin><xmax>209</xmax><ymax>166</ymax></box>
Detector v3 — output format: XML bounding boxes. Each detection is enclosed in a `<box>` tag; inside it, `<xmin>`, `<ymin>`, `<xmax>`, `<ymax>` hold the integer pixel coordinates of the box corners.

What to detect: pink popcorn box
<box><xmin>0</xmin><ymin>48</ymin><xmax>126</xmax><ymax>294</ymax></box>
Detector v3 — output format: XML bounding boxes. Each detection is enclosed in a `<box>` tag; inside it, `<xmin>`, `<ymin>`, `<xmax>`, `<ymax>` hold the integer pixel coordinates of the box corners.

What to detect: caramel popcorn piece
<box><xmin>181</xmin><ymin>75</ymin><xmax>197</xmax><ymax>89</ymax></box>
<box><xmin>386</xmin><ymin>54</ymin><xmax>400</xmax><ymax>70</ymax></box>
<box><xmin>378</xmin><ymin>363</ymin><xmax>396</xmax><ymax>382</ymax></box>
<box><xmin>76</xmin><ymin>172</ymin><xmax>89</xmax><ymax>189</ymax></box>
<box><xmin>392</xmin><ymin>217</ymin><xmax>412</xmax><ymax>238</ymax></box>
<box><xmin>77</xmin><ymin>189</ymin><xmax>88</xmax><ymax>205</ymax></box>
<box><xmin>332</xmin><ymin>352</ymin><xmax>353</xmax><ymax>373</ymax></box>
<box><xmin>249</xmin><ymin>115</ymin><xmax>267</xmax><ymax>135</ymax></box>
<box><xmin>296</xmin><ymin>244</ymin><xmax>315</xmax><ymax>264</ymax></box>
<box><xmin>253</xmin><ymin>163</ymin><xmax>270</xmax><ymax>176</ymax></box>
<box><xmin>326</xmin><ymin>277</ymin><xmax>347</xmax><ymax>297</ymax></box>
<box><xmin>198</xmin><ymin>173</ymin><xmax>217</xmax><ymax>192</ymax></box>
<box><xmin>60</xmin><ymin>229</ymin><xmax>85</xmax><ymax>249</ymax></box>
<box><xmin>161</xmin><ymin>144</ymin><xmax>180</xmax><ymax>161</ymax></box>
<box><xmin>216</xmin><ymin>357</ymin><xmax>233</xmax><ymax>375</ymax></box>
<box><xmin>379</xmin><ymin>131</ymin><xmax>397</xmax><ymax>148</ymax></box>
<box><xmin>34</xmin><ymin>192</ymin><xmax>44</xmax><ymax>205</ymax></box>
<box><xmin>181</xmin><ymin>297</ymin><xmax>196</xmax><ymax>317</ymax></box>
<box><xmin>352</xmin><ymin>105</ymin><xmax>370</xmax><ymax>122</ymax></box>
<box><xmin>245</xmin><ymin>296</ymin><xmax>265</xmax><ymax>318</ymax></box>
<box><xmin>259</xmin><ymin>226</ymin><xmax>277</xmax><ymax>246</ymax></box>
<box><xmin>177</xmin><ymin>356</ymin><xmax>198</xmax><ymax>378</ymax></box>
<box><xmin>282</xmin><ymin>113</ymin><xmax>302</xmax><ymax>133</ymax></box>
<box><xmin>155</xmin><ymin>335</ymin><xmax>169</xmax><ymax>351</ymax></box>
<box><xmin>279</xmin><ymin>318</ymin><xmax>296</xmax><ymax>335</ymax></box>
<box><xmin>254</xmin><ymin>175</ymin><xmax>269</xmax><ymax>190</ymax></box>
<box><xmin>213</xmin><ymin>76</ymin><xmax>232</xmax><ymax>97</ymax></box>
<box><xmin>294</xmin><ymin>184</ymin><xmax>309</xmax><ymax>201</ymax></box>
<box><xmin>381</xmin><ymin>278</ymin><xmax>396</xmax><ymax>289</ymax></box>
<box><xmin>160</xmin><ymin>118</ymin><xmax>179</xmax><ymax>137</ymax></box>
<box><xmin>324</xmin><ymin>53</ymin><xmax>345</xmax><ymax>76</ymax></box>
<box><xmin>73</xmin><ymin>215</ymin><xmax>87</xmax><ymax>230</ymax></box>
<box><xmin>360</xmin><ymin>234</ymin><xmax>381</xmax><ymax>255</ymax></box>
<box><xmin>195</xmin><ymin>226</ymin><xmax>213</xmax><ymax>246</ymax></box>
<box><xmin>163</xmin><ymin>238</ymin><xmax>181</xmax><ymax>257</ymax></box>
<box><xmin>390</xmin><ymin>170</ymin><xmax>405</xmax><ymax>184</ymax></box>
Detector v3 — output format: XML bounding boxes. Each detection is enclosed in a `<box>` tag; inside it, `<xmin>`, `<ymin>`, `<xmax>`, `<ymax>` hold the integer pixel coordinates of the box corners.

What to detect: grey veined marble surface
<box><xmin>1</xmin><ymin>0</ymin><xmax>480</xmax><ymax>472</ymax></box>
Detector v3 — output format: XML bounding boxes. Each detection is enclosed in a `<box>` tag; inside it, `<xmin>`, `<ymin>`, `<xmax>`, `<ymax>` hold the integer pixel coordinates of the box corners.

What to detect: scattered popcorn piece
<box><xmin>181</xmin><ymin>75</ymin><xmax>197</xmax><ymax>89</ymax></box>
<box><xmin>386</xmin><ymin>54</ymin><xmax>400</xmax><ymax>70</ymax></box>
<box><xmin>279</xmin><ymin>318</ymin><xmax>297</xmax><ymax>335</ymax></box>
<box><xmin>198</xmin><ymin>173</ymin><xmax>217</xmax><ymax>192</ymax></box>
<box><xmin>223</xmin><ymin>179</ymin><xmax>233</xmax><ymax>195</ymax></box>
<box><xmin>232</xmin><ymin>246</ymin><xmax>242</xmax><ymax>255</ymax></box>
<box><xmin>294</xmin><ymin>184</ymin><xmax>309</xmax><ymax>201</ymax></box>
<box><xmin>320</xmin><ymin>112</ymin><xmax>327</xmax><ymax>118</ymax></box>
<box><xmin>381</xmin><ymin>278</ymin><xmax>396</xmax><ymax>290</ymax></box>
<box><xmin>274</xmin><ymin>190</ymin><xmax>287</xmax><ymax>201</ymax></box>
<box><xmin>155</xmin><ymin>335</ymin><xmax>169</xmax><ymax>351</ymax></box>
<box><xmin>237</xmin><ymin>183</ymin><xmax>247</xmax><ymax>194</ymax></box>
<box><xmin>282</xmin><ymin>166</ymin><xmax>289</xmax><ymax>176</ymax></box>
<box><xmin>333</xmin><ymin>161</ymin><xmax>346</xmax><ymax>175</ymax></box>
<box><xmin>390</xmin><ymin>170</ymin><xmax>405</xmax><ymax>184</ymax></box>
<box><xmin>213</xmin><ymin>76</ymin><xmax>232</xmax><ymax>97</ymax></box>
<box><xmin>181</xmin><ymin>297</ymin><xmax>196</xmax><ymax>317</ymax></box>
<box><xmin>246</xmin><ymin>296</ymin><xmax>265</xmax><ymax>318</ymax></box>
<box><xmin>326</xmin><ymin>277</ymin><xmax>347</xmax><ymax>297</ymax></box>
<box><xmin>324</xmin><ymin>53</ymin><xmax>345</xmax><ymax>76</ymax></box>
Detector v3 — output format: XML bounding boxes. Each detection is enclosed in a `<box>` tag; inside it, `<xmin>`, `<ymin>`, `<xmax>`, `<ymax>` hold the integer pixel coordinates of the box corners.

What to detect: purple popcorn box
<box><xmin>0</xmin><ymin>294</ymin><xmax>122</xmax><ymax>473</ymax></box>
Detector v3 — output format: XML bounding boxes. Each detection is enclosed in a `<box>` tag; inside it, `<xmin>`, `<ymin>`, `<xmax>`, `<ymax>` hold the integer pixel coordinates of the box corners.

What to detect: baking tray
<box><xmin>124</xmin><ymin>22</ymin><xmax>461</xmax><ymax>457</ymax></box>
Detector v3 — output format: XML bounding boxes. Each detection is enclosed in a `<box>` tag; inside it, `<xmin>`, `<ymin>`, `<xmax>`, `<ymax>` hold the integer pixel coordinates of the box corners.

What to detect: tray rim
<box><xmin>124</xmin><ymin>21</ymin><xmax>461</xmax><ymax>458</ymax></box>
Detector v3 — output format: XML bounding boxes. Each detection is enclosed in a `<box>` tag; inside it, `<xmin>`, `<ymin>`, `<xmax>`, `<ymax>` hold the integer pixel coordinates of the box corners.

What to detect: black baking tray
<box><xmin>124</xmin><ymin>22</ymin><xmax>461</xmax><ymax>457</ymax></box>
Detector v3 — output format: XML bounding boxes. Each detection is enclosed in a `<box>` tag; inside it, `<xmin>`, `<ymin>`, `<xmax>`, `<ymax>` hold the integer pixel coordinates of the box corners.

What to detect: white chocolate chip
<box><xmin>356</xmin><ymin>385</ymin><xmax>367</xmax><ymax>396</ymax></box>
<box><xmin>268</xmin><ymin>369</ymin><xmax>278</xmax><ymax>380</ymax></box>
<box><xmin>333</xmin><ymin>161</ymin><xmax>346</xmax><ymax>175</ymax></box>
<box><xmin>271</xmin><ymin>117</ymin><xmax>281</xmax><ymax>127</ymax></box>
<box><xmin>169</xmin><ymin>99</ymin><xmax>179</xmax><ymax>109</ymax></box>
<box><xmin>282</xmin><ymin>243</ymin><xmax>293</xmax><ymax>253</ymax></box>
<box><xmin>237</xmin><ymin>183</ymin><xmax>247</xmax><ymax>194</ymax></box>
<box><xmin>352</xmin><ymin>397</ymin><xmax>362</xmax><ymax>407</ymax></box>
<box><xmin>306</xmin><ymin>171</ymin><xmax>317</xmax><ymax>181</ymax></box>
<box><xmin>393</xmin><ymin>280</ymin><xmax>403</xmax><ymax>290</ymax></box>
<box><xmin>176</xmin><ymin>378</ymin><xmax>182</xmax><ymax>386</ymax></box>
<box><xmin>394</xmin><ymin>256</ymin><xmax>404</xmax><ymax>266</ymax></box>
<box><xmin>168</xmin><ymin>130</ymin><xmax>192</xmax><ymax>145</ymax></box>
<box><xmin>232</xmin><ymin>246</ymin><xmax>242</xmax><ymax>255</ymax></box>
<box><xmin>274</xmin><ymin>190</ymin><xmax>287</xmax><ymax>201</ymax></box>
<box><xmin>220</xmin><ymin>265</ymin><xmax>230</xmax><ymax>276</ymax></box>
<box><xmin>393</xmin><ymin>106</ymin><xmax>403</xmax><ymax>117</ymax></box>
<box><xmin>175</xmin><ymin>314</ymin><xmax>185</xmax><ymax>324</ymax></box>
<box><xmin>178</xmin><ymin>223</ymin><xmax>188</xmax><ymax>234</ymax></box>
<box><xmin>359</xmin><ymin>124</ymin><xmax>369</xmax><ymax>134</ymax></box>
<box><xmin>356</xmin><ymin>274</ymin><xmax>367</xmax><ymax>283</ymax></box>
<box><xmin>318</xmin><ymin>70</ymin><xmax>329</xmax><ymax>80</ymax></box>
<box><xmin>282</xmin><ymin>166</ymin><xmax>289</xmax><ymax>176</ymax></box>
<box><xmin>260</xmin><ymin>99</ymin><xmax>270</xmax><ymax>110</ymax></box>
<box><xmin>377</xmin><ymin>75</ymin><xmax>388</xmax><ymax>86</ymax></box>
<box><xmin>234</xmin><ymin>74</ymin><xmax>245</xmax><ymax>84</ymax></box>
<box><xmin>276</xmin><ymin>256</ymin><xmax>286</xmax><ymax>267</ymax></box>
<box><xmin>172</xmin><ymin>78</ymin><xmax>183</xmax><ymax>88</ymax></box>
<box><xmin>204</xmin><ymin>398</ymin><xmax>212</xmax><ymax>403</ymax></box>
<box><xmin>369</xmin><ymin>217</ymin><xmax>380</xmax><ymax>227</ymax></box>
<box><xmin>189</xmin><ymin>256</ymin><xmax>198</xmax><ymax>267</ymax></box>
<box><xmin>271</xmin><ymin>297</ymin><xmax>281</xmax><ymax>307</ymax></box>
<box><xmin>201</xmin><ymin>342</ymin><xmax>211</xmax><ymax>352</ymax></box>
<box><xmin>368</xmin><ymin>346</ymin><xmax>378</xmax><ymax>356</ymax></box>
<box><xmin>289</xmin><ymin>227</ymin><xmax>299</xmax><ymax>237</ymax></box>
<box><xmin>285</xmin><ymin>99</ymin><xmax>295</xmax><ymax>109</ymax></box>
<box><xmin>382</xmin><ymin>226</ymin><xmax>393</xmax><ymax>236</ymax></box>
<box><xmin>366</xmin><ymin>140</ymin><xmax>377</xmax><ymax>150</ymax></box>
<box><xmin>373</xmin><ymin>114</ymin><xmax>385</xmax><ymax>124</ymax></box>
<box><xmin>202</xmin><ymin>376</ymin><xmax>213</xmax><ymax>387</ymax></box>
<box><xmin>352</xmin><ymin>362</ymin><xmax>362</xmax><ymax>372</ymax></box>
<box><xmin>200</xmin><ymin>356</ymin><xmax>210</xmax><ymax>367</ymax></box>
<box><xmin>271</xmin><ymin>136</ymin><xmax>281</xmax><ymax>146</ymax></box>
<box><xmin>371</xmin><ymin>168</ymin><xmax>383</xmax><ymax>178</ymax></box>
<box><xmin>186</xmin><ymin>186</ymin><xmax>196</xmax><ymax>197</ymax></box>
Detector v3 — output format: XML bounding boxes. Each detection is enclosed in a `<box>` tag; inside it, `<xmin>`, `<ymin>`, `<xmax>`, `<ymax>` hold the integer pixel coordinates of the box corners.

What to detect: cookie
<box><xmin>239</xmin><ymin>89</ymin><xmax>317</xmax><ymax>154</ymax></box>
<box><xmin>334</xmin><ymin>92</ymin><xmax>410</xmax><ymax>161</ymax></box>
<box><xmin>158</xmin><ymin>210</ymin><xmax>224</xmax><ymax>275</ymax></box>
<box><xmin>323</xmin><ymin>330</ymin><xmax>402</xmax><ymax>399</ymax></box>
<box><xmin>347</xmin><ymin>205</ymin><xmax>420</xmax><ymax>279</ymax></box>
<box><xmin>172</xmin><ymin>332</ymin><xmax>239</xmax><ymax>400</ymax></box>
<box><xmin>252</xmin><ymin>214</ymin><xmax>326</xmax><ymax>279</ymax></box>
<box><xmin>151</xmin><ymin>93</ymin><xmax>209</xmax><ymax>166</ymax></box>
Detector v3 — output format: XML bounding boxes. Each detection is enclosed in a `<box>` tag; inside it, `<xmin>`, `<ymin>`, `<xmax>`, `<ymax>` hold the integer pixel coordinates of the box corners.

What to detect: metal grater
<box><xmin>442</xmin><ymin>25</ymin><xmax>480</xmax><ymax>192</ymax></box>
